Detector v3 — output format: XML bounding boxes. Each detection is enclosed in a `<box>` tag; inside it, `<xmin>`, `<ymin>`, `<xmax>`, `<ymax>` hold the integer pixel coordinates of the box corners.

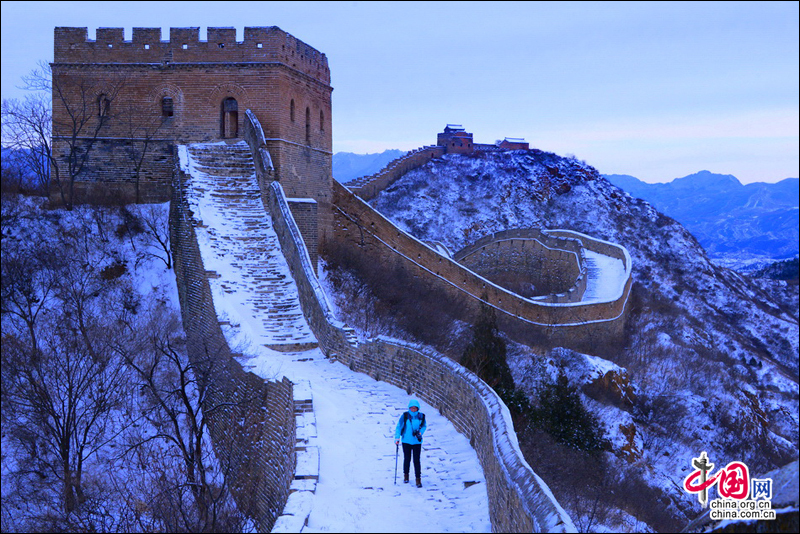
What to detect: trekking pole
<box><xmin>394</xmin><ymin>442</ymin><xmax>399</xmax><ymax>485</ymax></box>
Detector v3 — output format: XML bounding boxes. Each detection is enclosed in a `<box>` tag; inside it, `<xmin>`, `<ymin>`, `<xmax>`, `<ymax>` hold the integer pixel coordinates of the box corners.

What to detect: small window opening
<box><xmin>320</xmin><ymin>110</ymin><xmax>324</xmax><ymax>131</ymax></box>
<box><xmin>98</xmin><ymin>94</ymin><xmax>111</xmax><ymax>117</ymax></box>
<box><xmin>257</xmin><ymin>43</ymin><xmax>263</xmax><ymax>48</ymax></box>
<box><xmin>162</xmin><ymin>97</ymin><xmax>174</xmax><ymax>118</ymax></box>
<box><xmin>290</xmin><ymin>99</ymin><xmax>295</xmax><ymax>122</ymax></box>
<box><xmin>182</xmin><ymin>43</ymin><xmax>188</xmax><ymax>49</ymax></box>
<box><xmin>144</xmin><ymin>44</ymin><xmax>150</xmax><ymax>50</ymax></box>
<box><xmin>305</xmin><ymin>107</ymin><xmax>311</xmax><ymax>143</ymax></box>
<box><xmin>107</xmin><ymin>43</ymin><xmax>113</xmax><ymax>48</ymax></box>
<box><xmin>218</xmin><ymin>43</ymin><xmax>225</xmax><ymax>48</ymax></box>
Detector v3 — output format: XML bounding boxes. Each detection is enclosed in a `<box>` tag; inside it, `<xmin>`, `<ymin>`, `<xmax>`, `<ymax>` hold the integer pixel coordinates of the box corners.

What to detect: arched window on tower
<box><xmin>305</xmin><ymin>107</ymin><xmax>311</xmax><ymax>143</ymax></box>
<box><xmin>320</xmin><ymin>110</ymin><xmax>324</xmax><ymax>132</ymax></box>
<box><xmin>290</xmin><ymin>99</ymin><xmax>295</xmax><ymax>122</ymax></box>
<box><xmin>221</xmin><ymin>97</ymin><xmax>238</xmax><ymax>138</ymax></box>
<box><xmin>161</xmin><ymin>97</ymin><xmax>174</xmax><ymax>118</ymax></box>
<box><xmin>98</xmin><ymin>94</ymin><xmax>111</xmax><ymax>118</ymax></box>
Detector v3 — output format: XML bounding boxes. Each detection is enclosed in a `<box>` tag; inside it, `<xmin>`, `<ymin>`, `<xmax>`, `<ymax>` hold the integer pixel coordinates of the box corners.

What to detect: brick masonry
<box><xmin>171</xmin><ymin>163</ymin><xmax>296</xmax><ymax>532</ymax></box>
<box><xmin>331</xmin><ymin>180</ymin><xmax>632</xmax><ymax>349</ymax></box>
<box><xmin>347</xmin><ymin>145</ymin><xmax>445</xmax><ymax>201</ymax></box>
<box><xmin>453</xmin><ymin>228</ymin><xmax>587</xmax><ymax>301</ymax></box>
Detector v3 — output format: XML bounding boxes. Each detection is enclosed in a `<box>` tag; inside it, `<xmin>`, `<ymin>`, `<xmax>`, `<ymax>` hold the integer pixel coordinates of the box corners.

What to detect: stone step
<box><xmin>183</xmin><ymin>141</ymin><xmax>316</xmax><ymax>349</ymax></box>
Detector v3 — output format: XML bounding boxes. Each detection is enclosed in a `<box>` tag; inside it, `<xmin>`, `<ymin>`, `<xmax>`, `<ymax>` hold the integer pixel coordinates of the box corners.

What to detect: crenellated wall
<box><xmin>170</xmin><ymin>162</ymin><xmax>296</xmax><ymax>532</ymax></box>
<box><xmin>453</xmin><ymin>228</ymin><xmax>587</xmax><ymax>301</ymax></box>
<box><xmin>54</xmin><ymin>26</ymin><xmax>330</xmax><ymax>83</ymax></box>
<box><xmin>346</xmin><ymin>145</ymin><xmax>445</xmax><ymax>201</ymax></box>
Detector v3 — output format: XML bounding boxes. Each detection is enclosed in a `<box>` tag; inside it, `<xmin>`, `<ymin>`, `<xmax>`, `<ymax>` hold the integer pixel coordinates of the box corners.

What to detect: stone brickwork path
<box><xmin>182</xmin><ymin>141</ymin><xmax>318</xmax><ymax>352</ymax></box>
<box><xmin>182</xmin><ymin>142</ymin><xmax>492</xmax><ymax>531</ymax></box>
<box><xmin>582</xmin><ymin>250</ymin><xmax>626</xmax><ymax>303</ymax></box>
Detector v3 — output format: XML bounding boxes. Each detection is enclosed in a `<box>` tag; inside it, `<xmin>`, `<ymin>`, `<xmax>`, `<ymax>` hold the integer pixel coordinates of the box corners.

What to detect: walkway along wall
<box><xmin>261</xmin><ymin>177</ymin><xmax>576</xmax><ymax>532</ymax></box>
<box><xmin>453</xmin><ymin>228</ymin><xmax>588</xmax><ymax>302</ymax></box>
<box><xmin>170</xmin><ymin>164</ymin><xmax>296</xmax><ymax>531</ymax></box>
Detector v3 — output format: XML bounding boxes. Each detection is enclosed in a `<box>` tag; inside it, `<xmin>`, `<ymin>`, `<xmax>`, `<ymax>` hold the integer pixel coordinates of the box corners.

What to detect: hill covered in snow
<box><xmin>366</xmin><ymin>149</ymin><xmax>799</xmax><ymax>531</ymax></box>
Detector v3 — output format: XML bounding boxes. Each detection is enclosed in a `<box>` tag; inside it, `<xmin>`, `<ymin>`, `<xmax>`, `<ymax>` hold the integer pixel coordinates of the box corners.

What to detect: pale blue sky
<box><xmin>2</xmin><ymin>1</ymin><xmax>798</xmax><ymax>183</ymax></box>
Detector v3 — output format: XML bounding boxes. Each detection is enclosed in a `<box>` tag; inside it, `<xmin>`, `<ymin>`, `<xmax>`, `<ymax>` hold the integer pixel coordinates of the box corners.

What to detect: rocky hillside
<box><xmin>368</xmin><ymin>149</ymin><xmax>799</xmax><ymax>530</ymax></box>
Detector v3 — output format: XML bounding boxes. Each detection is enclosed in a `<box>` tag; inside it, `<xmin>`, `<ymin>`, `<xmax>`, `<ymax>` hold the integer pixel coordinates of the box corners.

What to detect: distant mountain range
<box><xmin>333</xmin><ymin>149</ymin><xmax>405</xmax><ymax>184</ymax></box>
<box><xmin>604</xmin><ymin>171</ymin><xmax>799</xmax><ymax>264</ymax></box>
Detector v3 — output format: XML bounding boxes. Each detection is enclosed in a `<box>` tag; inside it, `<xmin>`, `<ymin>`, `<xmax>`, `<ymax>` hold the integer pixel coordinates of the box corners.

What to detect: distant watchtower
<box><xmin>51</xmin><ymin>26</ymin><xmax>333</xmax><ymax>208</ymax></box>
<box><xmin>437</xmin><ymin>124</ymin><xmax>473</xmax><ymax>154</ymax></box>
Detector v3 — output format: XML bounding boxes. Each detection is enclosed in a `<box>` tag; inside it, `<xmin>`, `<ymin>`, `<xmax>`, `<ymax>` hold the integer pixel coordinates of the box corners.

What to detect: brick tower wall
<box><xmin>50</xmin><ymin>27</ymin><xmax>332</xmax><ymax>210</ymax></box>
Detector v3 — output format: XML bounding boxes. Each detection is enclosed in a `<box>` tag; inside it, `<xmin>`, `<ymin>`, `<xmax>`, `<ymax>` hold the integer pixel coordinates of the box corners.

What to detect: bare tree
<box><xmin>138</xmin><ymin>204</ymin><xmax>172</xmax><ymax>270</ymax></box>
<box><xmin>1</xmin><ymin>200</ymin><xmax>135</xmax><ymax>515</ymax></box>
<box><xmin>21</xmin><ymin>61</ymin><xmax>126</xmax><ymax>208</ymax></box>
<box><xmin>115</xmin><ymin>306</ymin><xmax>248</xmax><ymax>532</ymax></box>
<box><xmin>0</xmin><ymin>232</ymin><xmax>58</xmax><ymax>356</ymax></box>
<box><xmin>1</xmin><ymin>93</ymin><xmax>52</xmax><ymax>194</ymax></box>
<box><xmin>3</xmin><ymin>316</ymin><xmax>128</xmax><ymax>513</ymax></box>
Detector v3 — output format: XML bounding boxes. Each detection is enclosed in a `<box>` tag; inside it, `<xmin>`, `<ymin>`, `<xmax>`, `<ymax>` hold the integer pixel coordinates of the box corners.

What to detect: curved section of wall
<box><xmin>347</xmin><ymin>145</ymin><xmax>445</xmax><ymax>200</ymax></box>
<box><xmin>453</xmin><ymin>229</ymin><xmax>587</xmax><ymax>302</ymax></box>
<box><xmin>171</xmin><ymin>165</ymin><xmax>296</xmax><ymax>532</ymax></box>
<box><xmin>333</xmin><ymin>180</ymin><xmax>632</xmax><ymax>326</ymax></box>
<box><xmin>263</xmin><ymin>177</ymin><xmax>575</xmax><ymax>532</ymax></box>
<box><xmin>548</xmin><ymin>229</ymin><xmax>632</xmax><ymax>274</ymax></box>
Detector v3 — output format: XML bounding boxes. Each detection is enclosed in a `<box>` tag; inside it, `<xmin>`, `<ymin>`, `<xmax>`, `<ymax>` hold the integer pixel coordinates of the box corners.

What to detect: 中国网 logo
<box><xmin>683</xmin><ymin>451</ymin><xmax>775</xmax><ymax>521</ymax></box>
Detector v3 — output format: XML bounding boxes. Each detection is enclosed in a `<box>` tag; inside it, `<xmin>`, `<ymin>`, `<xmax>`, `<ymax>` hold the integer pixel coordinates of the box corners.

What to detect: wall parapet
<box><xmin>171</xmin><ymin>162</ymin><xmax>296</xmax><ymax>531</ymax></box>
<box><xmin>347</xmin><ymin>145</ymin><xmax>445</xmax><ymax>200</ymax></box>
<box><xmin>243</xmin><ymin>108</ymin><xmax>274</xmax><ymax>186</ymax></box>
<box><xmin>54</xmin><ymin>26</ymin><xmax>330</xmax><ymax>83</ymax></box>
<box><xmin>453</xmin><ymin>228</ymin><xmax>588</xmax><ymax>303</ymax></box>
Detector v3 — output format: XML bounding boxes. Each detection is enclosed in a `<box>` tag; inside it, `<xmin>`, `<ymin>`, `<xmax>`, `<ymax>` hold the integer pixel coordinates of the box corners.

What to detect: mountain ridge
<box><xmin>604</xmin><ymin>171</ymin><xmax>799</xmax><ymax>263</ymax></box>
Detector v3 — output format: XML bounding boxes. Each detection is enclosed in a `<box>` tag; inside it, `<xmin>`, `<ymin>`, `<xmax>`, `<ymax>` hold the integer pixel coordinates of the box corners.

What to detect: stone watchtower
<box><xmin>51</xmin><ymin>26</ymin><xmax>333</xmax><ymax>222</ymax></box>
<box><xmin>437</xmin><ymin>124</ymin><xmax>473</xmax><ymax>154</ymax></box>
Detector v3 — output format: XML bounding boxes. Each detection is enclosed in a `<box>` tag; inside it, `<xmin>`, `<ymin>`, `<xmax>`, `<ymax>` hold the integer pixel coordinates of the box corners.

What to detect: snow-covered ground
<box><xmin>582</xmin><ymin>250</ymin><xmax>626</xmax><ymax>302</ymax></box>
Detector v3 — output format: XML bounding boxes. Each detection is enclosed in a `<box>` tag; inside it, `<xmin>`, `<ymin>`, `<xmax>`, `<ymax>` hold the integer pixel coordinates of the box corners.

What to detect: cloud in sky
<box><xmin>1</xmin><ymin>0</ymin><xmax>797</xmax><ymax>183</ymax></box>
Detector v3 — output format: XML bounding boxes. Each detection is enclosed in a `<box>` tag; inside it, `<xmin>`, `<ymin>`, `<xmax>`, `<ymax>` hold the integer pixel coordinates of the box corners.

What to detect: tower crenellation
<box><xmin>53</xmin><ymin>26</ymin><xmax>329</xmax><ymax>83</ymax></box>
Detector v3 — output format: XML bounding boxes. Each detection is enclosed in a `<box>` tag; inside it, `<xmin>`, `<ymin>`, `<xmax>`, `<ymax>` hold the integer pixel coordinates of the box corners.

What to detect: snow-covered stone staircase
<box><xmin>581</xmin><ymin>250</ymin><xmax>625</xmax><ymax>303</ymax></box>
<box><xmin>181</xmin><ymin>141</ymin><xmax>318</xmax><ymax>352</ymax></box>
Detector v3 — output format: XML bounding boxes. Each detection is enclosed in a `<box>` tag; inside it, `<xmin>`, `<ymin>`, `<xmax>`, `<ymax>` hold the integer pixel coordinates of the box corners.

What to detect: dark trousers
<box><xmin>402</xmin><ymin>443</ymin><xmax>422</xmax><ymax>477</ymax></box>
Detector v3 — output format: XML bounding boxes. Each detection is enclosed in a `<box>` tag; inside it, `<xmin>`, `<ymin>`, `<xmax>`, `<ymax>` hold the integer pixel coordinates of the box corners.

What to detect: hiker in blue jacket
<box><xmin>395</xmin><ymin>399</ymin><xmax>427</xmax><ymax>487</ymax></box>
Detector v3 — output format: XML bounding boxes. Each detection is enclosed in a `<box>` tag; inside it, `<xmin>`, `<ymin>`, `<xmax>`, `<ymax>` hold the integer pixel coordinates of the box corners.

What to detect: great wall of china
<box><xmin>51</xmin><ymin>27</ymin><xmax>633</xmax><ymax>532</ymax></box>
